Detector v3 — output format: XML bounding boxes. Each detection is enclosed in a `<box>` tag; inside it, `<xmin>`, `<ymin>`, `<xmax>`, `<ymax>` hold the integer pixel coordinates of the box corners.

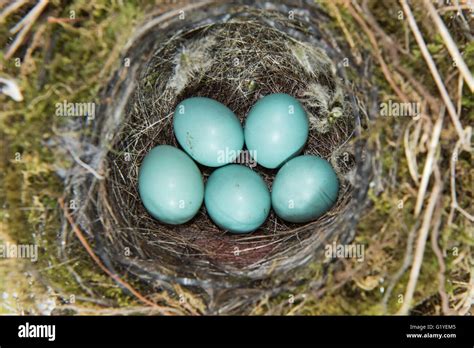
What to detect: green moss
<box><xmin>1</xmin><ymin>0</ymin><xmax>148</xmax><ymax>313</ymax></box>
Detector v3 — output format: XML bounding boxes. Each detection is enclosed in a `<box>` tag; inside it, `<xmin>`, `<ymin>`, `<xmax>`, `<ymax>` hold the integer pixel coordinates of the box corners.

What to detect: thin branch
<box><xmin>5</xmin><ymin>0</ymin><xmax>49</xmax><ymax>60</ymax></box>
<box><xmin>347</xmin><ymin>2</ymin><xmax>410</xmax><ymax>105</ymax></box>
<box><xmin>449</xmin><ymin>133</ymin><xmax>474</xmax><ymax>222</ymax></box>
<box><xmin>414</xmin><ymin>110</ymin><xmax>444</xmax><ymax>216</ymax></box>
<box><xmin>381</xmin><ymin>222</ymin><xmax>419</xmax><ymax>312</ymax></box>
<box><xmin>398</xmin><ymin>168</ymin><xmax>443</xmax><ymax>315</ymax></box>
<box><xmin>327</xmin><ymin>1</ymin><xmax>362</xmax><ymax>65</ymax></box>
<box><xmin>0</xmin><ymin>0</ymin><xmax>28</xmax><ymax>23</ymax></box>
<box><xmin>423</xmin><ymin>0</ymin><xmax>474</xmax><ymax>92</ymax></box>
<box><xmin>404</xmin><ymin>120</ymin><xmax>420</xmax><ymax>184</ymax></box>
<box><xmin>58</xmin><ymin>197</ymin><xmax>171</xmax><ymax>313</ymax></box>
<box><xmin>66</xmin><ymin>145</ymin><xmax>105</xmax><ymax>180</ymax></box>
<box><xmin>400</xmin><ymin>0</ymin><xmax>465</xmax><ymax>142</ymax></box>
<box><xmin>430</xmin><ymin>202</ymin><xmax>456</xmax><ymax>315</ymax></box>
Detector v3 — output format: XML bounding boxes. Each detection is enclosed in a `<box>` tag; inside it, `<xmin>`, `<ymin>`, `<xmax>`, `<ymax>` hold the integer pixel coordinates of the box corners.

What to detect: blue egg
<box><xmin>205</xmin><ymin>165</ymin><xmax>270</xmax><ymax>234</ymax></box>
<box><xmin>173</xmin><ymin>97</ymin><xmax>244</xmax><ymax>167</ymax></box>
<box><xmin>138</xmin><ymin>145</ymin><xmax>204</xmax><ymax>224</ymax></box>
<box><xmin>271</xmin><ymin>155</ymin><xmax>339</xmax><ymax>223</ymax></box>
<box><xmin>244</xmin><ymin>93</ymin><xmax>309</xmax><ymax>169</ymax></box>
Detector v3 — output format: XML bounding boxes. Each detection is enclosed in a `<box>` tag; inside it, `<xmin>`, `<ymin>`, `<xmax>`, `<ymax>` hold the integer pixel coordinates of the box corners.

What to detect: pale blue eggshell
<box><xmin>138</xmin><ymin>145</ymin><xmax>204</xmax><ymax>224</ymax></box>
<box><xmin>173</xmin><ymin>97</ymin><xmax>244</xmax><ymax>167</ymax></box>
<box><xmin>244</xmin><ymin>93</ymin><xmax>309</xmax><ymax>169</ymax></box>
<box><xmin>205</xmin><ymin>165</ymin><xmax>270</xmax><ymax>234</ymax></box>
<box><xmin>271</xmin><ymin>155</ymin><xmax>339</xmax><ymax>223</ymax></box>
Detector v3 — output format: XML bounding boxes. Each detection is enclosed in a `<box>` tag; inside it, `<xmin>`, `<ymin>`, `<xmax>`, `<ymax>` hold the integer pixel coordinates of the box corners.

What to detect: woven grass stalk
<box><xmin>62</xmin><ymin>0</ymin><xmax>375</xmax><ymax>313</ymax></box>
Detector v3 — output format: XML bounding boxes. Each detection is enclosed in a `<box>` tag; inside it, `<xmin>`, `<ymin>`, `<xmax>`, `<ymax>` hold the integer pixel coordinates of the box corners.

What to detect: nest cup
<box><xmin>64</xmin><ymin>1</ymin><xmax>374</xmax><ymax>309</ymax></box>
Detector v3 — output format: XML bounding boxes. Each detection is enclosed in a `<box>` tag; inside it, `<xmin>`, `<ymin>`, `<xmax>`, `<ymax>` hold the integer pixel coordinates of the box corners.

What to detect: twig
<box><xmin>66</xmin><ymin>145</ymin><xmax>105</xmax><ymax>180</ymax></box>
<box><xmin>381</xmin><ymin>222</ymin><xmax>419</xmax><ymax>312</ymax></box>
<box><xmin>423</xmin><ymin>0</ymin><xmax>474</xmax><ymax>92</ymax></box>
<box><xmin>55</xmin><ymin>304</ymin><xmax>178</xmax><ymax>315</ymax></box>
<box><xmin>438</xmin><ymin>4</ymin><xmax>473</xmax><ymax>13</ymax></box>
<box><xmin>457</xmin><ymin>72</ymin><xmax>463</xmax><ymax>118</ymax></box>
<box><xmin>0</xmin><ymin>0</ymin><xmax>28</xmax><ymax>23</ymax></box>
<box><xmin>356</xmin><ymin>0</ymin><xmax>442</xmax><ymax>114</ymax></box>
<box><xmin>47</xmin><ymin>16</ymin><xmax>82</xmax><ymax>24</ymax></box>
<box><xmin>20</xmin><ymin>23</ymin><xmax>47</xmax><ymax>76</ymax></box>
<box><xmin>327</xmin><ymin>1</ymin><xmax>362</xmax><ymax>65</ymax></box>
<box><xmin>400</xmin><ymin>0</ymin><xmax>465</xmax><ymax>143</ymax></box>
<box><xmin>5</xmin><ymin>0</ymin><xmax>49</xmax><ymax>60</ymax></box>
<box><xmin>403</xmin><ymin>120</ymin><xmax>420</xmax><ymax>184</ymax></box>
<box><xmin>414</xmin><ymin>110</ymin><xmax>444</xmax><ymax>216</ymax></box>
<box><xmin>58</xmin><ymin>197</ymin><xmax>169</xmax><ymax>312</ymax></box>
<box><xmin>347</xmin><ymin>2</ymin><xmax>410</xmax><ymax>105</ymax></box>
<box><xmin>430</xmin><ymin>202</ymin><xmax>456</xmax><ymax>315</ymax></box>
<box><xmin>448</xmin><ymin>132</ymin><xmax>474</xmax><ymax>223</ymax></box>
<box><xmin>398</xmin><ymin>167</ymin><xmax>443</xmax><ymax>315</ymax></box>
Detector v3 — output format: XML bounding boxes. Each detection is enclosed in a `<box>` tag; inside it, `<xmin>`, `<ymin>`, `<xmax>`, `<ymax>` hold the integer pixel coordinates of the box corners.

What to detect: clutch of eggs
<box><xmin>138</xmin><ymin>94</ymin><xmax>339</xmax><ymax>233</ymax></box>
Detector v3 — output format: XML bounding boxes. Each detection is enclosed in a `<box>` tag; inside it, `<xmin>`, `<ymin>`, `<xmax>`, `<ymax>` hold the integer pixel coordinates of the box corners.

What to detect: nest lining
<box><xmin>107</xmin><ymin>11</ymin><xmax>353</xmax><ymax>278</ymax></box>
<box><xmin>64</xmin><ymin>1</ymin><xmax>373</xmax><ymax>295</ymax></box>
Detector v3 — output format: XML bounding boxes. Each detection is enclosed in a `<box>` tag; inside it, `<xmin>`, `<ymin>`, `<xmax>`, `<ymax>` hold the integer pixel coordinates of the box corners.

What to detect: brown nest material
<box><xmin>62</xmin><ymin>0</ymin><xmax>376</xmax><ymax>312</ymax></box>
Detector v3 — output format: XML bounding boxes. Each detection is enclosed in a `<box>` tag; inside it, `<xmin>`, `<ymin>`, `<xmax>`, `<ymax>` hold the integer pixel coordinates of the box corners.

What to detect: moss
<box><xmin>1</xmin><ymin>0</ymin><xmax>148</xmax><ymax>313</ymax></box>
<box><xmin>1</xmin><ymin>0</ymin><xmax>471</xmax><ymax>315</ymax></box>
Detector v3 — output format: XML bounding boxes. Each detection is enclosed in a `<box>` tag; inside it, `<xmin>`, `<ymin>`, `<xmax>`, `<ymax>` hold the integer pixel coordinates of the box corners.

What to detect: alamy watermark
<box><xmin>18</xmin><ymin>322</ymin><xmax>55</xmax><ymax>341</ymax></box>
<box><xmin>325</xmin><ymin>242</ymin><xmax>365</xmax><ymax>263</ymax></box>
<box><xmin>217</xmin><ymin>147</ymin><xmax>257</xmax><ymax>168</ymax></box>
<box><xmin>55</xmin><ymin>100</ymin><xmax>95</xmax><ymax>120</ymax></box>
<box><xmin>0</xmin><ymin>242</ymin><xmax>38</xmax><ymax>262</ymax></box>
<box><xmin>380</xmin><ymin>100</ymin><xmax>421</xmax><ymax>119</ymax></box>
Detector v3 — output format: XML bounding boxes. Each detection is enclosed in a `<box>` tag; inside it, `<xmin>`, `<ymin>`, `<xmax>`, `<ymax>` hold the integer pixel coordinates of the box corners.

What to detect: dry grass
<box><xmin>0</xmin><ymin>0</ymin><xmax>472</xmax><ymax>315</ymax></box>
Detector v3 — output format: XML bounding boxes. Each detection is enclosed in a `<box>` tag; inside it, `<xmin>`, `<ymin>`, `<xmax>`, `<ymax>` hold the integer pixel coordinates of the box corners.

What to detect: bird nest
<box><xmin>63</xmin><ymin>0</ymin><xmax>375</xmax><ymax>311</ymax></box>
